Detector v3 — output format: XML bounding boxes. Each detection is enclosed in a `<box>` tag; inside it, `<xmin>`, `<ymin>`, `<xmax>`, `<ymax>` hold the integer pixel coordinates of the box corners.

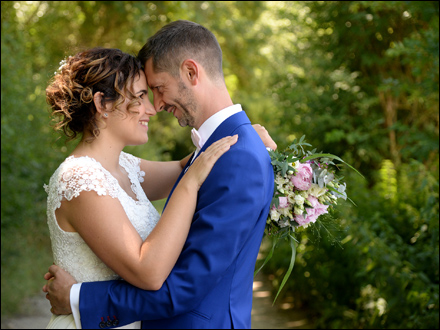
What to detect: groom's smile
<box><xmin>144</xmin><ymin>58</ymin><xmax>198</xmax><ymax>128</ymax></box>
<box><xmin>164</xmin><ymin>105</ymin><xmax>177</xmax><ymax>116</ymax></box>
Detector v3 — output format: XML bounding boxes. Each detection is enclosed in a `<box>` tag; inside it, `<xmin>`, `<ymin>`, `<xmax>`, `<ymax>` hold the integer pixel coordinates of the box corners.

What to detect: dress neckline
<box><xmin>64</xmin><ymin>153</ymin><xmax>140</xmax><ymax>203</ymax></box>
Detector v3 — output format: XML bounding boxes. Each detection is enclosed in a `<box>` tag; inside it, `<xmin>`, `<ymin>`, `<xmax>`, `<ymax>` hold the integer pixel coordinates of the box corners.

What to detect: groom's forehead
<box><xmin>145</xmin><ymin>70</ymin><xmax>164</xmax><ymax>87</ymax></box>
<box><xmin>144</xmin><ymin>68</ymin><xmax>154</xmax><ymax>86</ymax></box>
<box><xmin>145</xmin><ymin>68</ymin><xmax>175</xmax><ymax>88</ymax></box>
<box><xmin>145</xmin><ymin>60</ymin><xmax>164</xmax><ymax>86</ymax></box>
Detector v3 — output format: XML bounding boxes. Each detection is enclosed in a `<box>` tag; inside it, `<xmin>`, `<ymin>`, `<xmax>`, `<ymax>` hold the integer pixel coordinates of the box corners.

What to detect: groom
<box><xmin>44</xmin><ymin>20</ymin><xmax>274</xmax><ymax>329</ymax></box>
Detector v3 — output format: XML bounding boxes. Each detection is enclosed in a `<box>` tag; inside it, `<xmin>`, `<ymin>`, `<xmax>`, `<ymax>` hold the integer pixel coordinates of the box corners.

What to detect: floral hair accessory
<box><xmin>54</xmin><ymin>56</ymin><xmax>72</xmax><ymax>74</ymax></box>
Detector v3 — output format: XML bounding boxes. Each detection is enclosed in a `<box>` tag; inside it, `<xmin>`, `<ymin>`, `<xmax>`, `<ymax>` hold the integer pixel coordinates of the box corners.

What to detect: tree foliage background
<box><xmin>1</xmin><ymin>1</ymin><xmax>438</xmax><ymax>328</ymax></box>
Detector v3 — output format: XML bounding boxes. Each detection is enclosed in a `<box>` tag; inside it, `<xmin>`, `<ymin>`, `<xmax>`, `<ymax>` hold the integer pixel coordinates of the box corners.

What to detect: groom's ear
<box><xmin>180</xmin><ymin>59</ymin><xmax>199</xmax><ymax>86</ymax></box>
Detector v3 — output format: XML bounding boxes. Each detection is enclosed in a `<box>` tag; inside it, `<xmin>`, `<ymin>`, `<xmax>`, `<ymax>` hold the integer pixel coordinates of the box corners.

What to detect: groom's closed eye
<box><xmin>152</xmin><ymin>86</ymin><xmax>163</xmax><ymax>94</ymax></box>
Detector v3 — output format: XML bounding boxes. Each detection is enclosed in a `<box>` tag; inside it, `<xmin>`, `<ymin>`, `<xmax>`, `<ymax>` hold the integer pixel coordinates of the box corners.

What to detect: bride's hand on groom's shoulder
<box><xmin>185</xmin><ymin>135</ymin><xmax>239</xmax><ymax>190</ymax></box>
<box><xmin>42</xmin><ymin>265</ymin><xmax>77</xmax><ymax>315</ymax></box>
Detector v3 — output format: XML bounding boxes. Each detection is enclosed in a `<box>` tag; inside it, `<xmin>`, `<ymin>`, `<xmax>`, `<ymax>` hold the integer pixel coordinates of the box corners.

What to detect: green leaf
<box><xmin>347</xmin><ymin>196</ymin><xmax>357</xmax><ymax>207</ymax></box>
<box><xmin>272</xmin><ymin>234</ymin><xmax>297</xmax><ymax>305</ymax></box>
<box><xmin>272</xmin><ymin>197</ymin><xmax>280</xmax><ymax>208</ymax></box>
<box><xmin>254</xmin><ymin>237</ymin><xmax>278</xmax><ymax>277</ymax></box>
<box><xmin>281</xmin><ymin>161</ymin><xmax>289</xmax><ymax>176</ymax></box>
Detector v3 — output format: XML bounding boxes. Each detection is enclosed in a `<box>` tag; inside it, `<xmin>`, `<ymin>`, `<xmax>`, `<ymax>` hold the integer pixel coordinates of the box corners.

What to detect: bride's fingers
<box><xmin>188</xmin><ymin>136</ymin><xmax>238</xmax><ymax>186</ymax></box>
<box><xmin>196</xmin><ymin>142</ymin><xmax>232</xmax><ymax>165</ymax></box>
<box><xmin>205</xmin><ymin>136</ymin><xmax>237</xmax><ymax>161</ymax></box>
<box><xmin>202</xmin><ymin>135</ymin><xmax>238</xmax><ymax>158</ymax></box>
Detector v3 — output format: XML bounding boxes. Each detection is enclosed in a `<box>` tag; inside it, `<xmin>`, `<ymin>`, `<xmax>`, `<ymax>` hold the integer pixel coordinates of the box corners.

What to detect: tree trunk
<box><xmin>379</xmin><ymin>91</ymin><xmax>400</xmax><ymax>166</ymax></box>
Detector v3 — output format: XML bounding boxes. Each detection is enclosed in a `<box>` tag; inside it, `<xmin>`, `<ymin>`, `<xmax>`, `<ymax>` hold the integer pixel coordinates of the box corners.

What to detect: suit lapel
<box><xmin>163</xmin><ymin>152</ymin><xmax>194</xmax><ymax>210</ymax></box>
<box><xmin>163</xmin><ymin>111</ymin><xmax>251</xmax><ymax>210</ymax></box>
<box><xmin>192</xmin><ymin>111</ymin><xmax>250</xmax><ymax>163</ymax></box>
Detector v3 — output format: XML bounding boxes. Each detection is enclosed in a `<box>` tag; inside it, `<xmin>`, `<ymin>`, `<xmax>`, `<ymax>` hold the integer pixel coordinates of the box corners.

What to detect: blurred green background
<box><xmin>1</xmin><ymin>1</ymin><xmax>438</xmax><ymax>328</ymax></box>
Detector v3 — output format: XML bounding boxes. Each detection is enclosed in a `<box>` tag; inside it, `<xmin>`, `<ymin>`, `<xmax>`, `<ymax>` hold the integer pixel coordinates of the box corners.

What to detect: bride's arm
<box><xmin>140</xmin><ymin>125</ymin><xmax>276</xmax><ymax>201</ymax></box>
<box><xmin>60</xmin><ymin>136</ymin><xmax>237</xmax><ymax>291</ymax></box>
<box><xmin>139</xmin><ymin>154</ymin><xmax>192</xmax><ymax>202</ymax></box>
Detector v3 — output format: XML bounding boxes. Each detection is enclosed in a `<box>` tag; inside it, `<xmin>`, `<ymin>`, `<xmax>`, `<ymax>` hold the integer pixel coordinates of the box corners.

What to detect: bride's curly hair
<box><xmin>46</xmin><ymin>47</ymin><xmax>143</xmax><ymax>143</ymax></box>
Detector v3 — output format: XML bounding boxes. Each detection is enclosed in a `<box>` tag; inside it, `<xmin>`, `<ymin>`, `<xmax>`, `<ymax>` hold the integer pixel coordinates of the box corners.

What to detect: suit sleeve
<box><xmin>78</xmin><ymin>133</ymin><xmax>269</xmax><ymax>328</ymax></box>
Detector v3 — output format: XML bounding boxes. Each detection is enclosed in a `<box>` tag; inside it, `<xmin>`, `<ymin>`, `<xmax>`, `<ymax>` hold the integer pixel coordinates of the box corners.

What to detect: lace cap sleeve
<box><xmin>46</xmin><ymin>156</ymin><xmax>119</xmax><ymax>210</ymax></box>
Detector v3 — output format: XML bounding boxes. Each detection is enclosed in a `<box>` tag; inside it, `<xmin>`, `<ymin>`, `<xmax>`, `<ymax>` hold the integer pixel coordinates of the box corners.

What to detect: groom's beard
<box><xmin>174</xmin><ymin>81</ymin><xmax>197</xmax><ymax>128</ymax></box>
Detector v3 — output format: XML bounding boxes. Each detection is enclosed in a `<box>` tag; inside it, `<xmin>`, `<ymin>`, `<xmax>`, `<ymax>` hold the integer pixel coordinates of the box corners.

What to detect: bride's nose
<box><xmin>143</xmin><ymin>99</ymin><xmax>157</xmax><ymax>116</ymax></box>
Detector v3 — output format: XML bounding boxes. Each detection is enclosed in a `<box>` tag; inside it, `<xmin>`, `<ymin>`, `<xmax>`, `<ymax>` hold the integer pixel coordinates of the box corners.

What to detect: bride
<box><xmin>43</xmin><ymin>47</ymin><xmax>275</xmax><ymax>328</ymax></box>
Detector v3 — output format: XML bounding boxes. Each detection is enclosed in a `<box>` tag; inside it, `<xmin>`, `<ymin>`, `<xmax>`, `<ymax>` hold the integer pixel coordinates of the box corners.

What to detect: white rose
<box><xmin>270</xmin><ymin>208</ymin><xmax>281</xmax><ymax>221</ymax></box>
<box><xmin>294</xmin><ymin>194</ymin><xmax>305</xmax><ymax>205</ymax></box>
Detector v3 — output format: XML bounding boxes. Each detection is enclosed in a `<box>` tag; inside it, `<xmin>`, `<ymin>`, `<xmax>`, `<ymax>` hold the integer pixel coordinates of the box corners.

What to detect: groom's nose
<box><xmin>153</xmin><ymin>97</ymin><xmax>164</xmax><ymax>113</ymax></box>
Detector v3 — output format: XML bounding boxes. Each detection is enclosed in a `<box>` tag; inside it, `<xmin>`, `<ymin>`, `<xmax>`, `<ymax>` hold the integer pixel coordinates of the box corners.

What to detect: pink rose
<box><xmin>291</xmin><ymin>163</ymin><xmax>313</xmax><ymax>191</ymax></box>
<box><xmin>278</xmin><ymin>196</ymin><xmax>289</xmax><ymax>209</ymax></box>
<box><xmin>294</xmin><ymin>196</ymin><xmax>329</xmax><ymax>227</ymax></box>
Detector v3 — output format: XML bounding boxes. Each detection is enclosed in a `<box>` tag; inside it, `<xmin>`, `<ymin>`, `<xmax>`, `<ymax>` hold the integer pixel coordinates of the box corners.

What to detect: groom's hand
<box><xmin>42</xmin><ymin>265</ymin><xmax>77</xmax><ymax>315</ymax></box>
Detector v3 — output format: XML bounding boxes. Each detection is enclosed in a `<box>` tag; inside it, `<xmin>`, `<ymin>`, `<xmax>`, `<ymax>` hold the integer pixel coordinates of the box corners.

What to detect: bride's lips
<box><xmin>139</xmin><ymin>119</ymin><xmax>149</xmax><ymax>130</ymax></box>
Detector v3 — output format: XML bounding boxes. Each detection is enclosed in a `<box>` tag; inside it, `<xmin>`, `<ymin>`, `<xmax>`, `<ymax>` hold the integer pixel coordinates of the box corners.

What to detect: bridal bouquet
<box><xmin>256</xmin><ymin>135</ymin><xmax>363</xmax><ymax>303</ymax></box>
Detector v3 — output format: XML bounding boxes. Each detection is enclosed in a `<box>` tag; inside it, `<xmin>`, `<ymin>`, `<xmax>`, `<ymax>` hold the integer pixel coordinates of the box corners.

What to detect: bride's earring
<box><xmin>103</xmin><ymin>113</ymin><xmax>108</xmax><ymax>118</ymax></box>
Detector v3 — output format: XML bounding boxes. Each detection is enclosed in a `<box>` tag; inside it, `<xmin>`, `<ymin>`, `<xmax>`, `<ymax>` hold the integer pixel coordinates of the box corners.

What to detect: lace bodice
<box><xmin>44</xmin><ymin>152</ymin><xmax>161</xmax><ymax>283</ymax></box>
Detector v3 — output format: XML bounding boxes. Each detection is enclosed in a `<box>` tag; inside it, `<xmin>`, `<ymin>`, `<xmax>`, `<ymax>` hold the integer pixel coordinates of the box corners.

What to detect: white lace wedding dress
<box><xmin>44</xmin><ymin>151</ymin><xmax>161</xmax><ymax>329</ymax></box>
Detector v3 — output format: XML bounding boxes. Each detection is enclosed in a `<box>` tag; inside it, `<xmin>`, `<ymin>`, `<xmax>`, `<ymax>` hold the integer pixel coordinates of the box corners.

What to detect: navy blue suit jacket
<box><xmin>78</xmin><ymin>111</ymin><xmax>274</xmax><ymax>329</ymax></box>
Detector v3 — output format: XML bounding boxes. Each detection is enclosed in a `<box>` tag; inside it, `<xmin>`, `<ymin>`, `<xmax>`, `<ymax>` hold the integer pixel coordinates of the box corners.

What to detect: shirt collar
<box><xmin>196</xmin><ymin>104</ymin><xmax>242</xmax><ymax>148</ymax></box>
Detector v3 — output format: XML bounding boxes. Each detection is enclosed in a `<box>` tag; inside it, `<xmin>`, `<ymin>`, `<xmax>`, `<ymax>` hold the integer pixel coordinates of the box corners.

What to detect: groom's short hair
<box><xmin>138</xmin><ymin>20</ymin><xmax>224</xmax><ymax>84</ymax></box>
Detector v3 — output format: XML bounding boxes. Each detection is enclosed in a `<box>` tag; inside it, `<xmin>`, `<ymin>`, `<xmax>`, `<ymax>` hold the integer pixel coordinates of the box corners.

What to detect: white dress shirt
<box><xmin>191</xmin><ymin>104</ymin><xmax>242</xmax><ymax>161</ymax></box>
<box><xmin>70</xmin><ymin>104</ymin><xmax>243</xmax><ymax>328</ymax></box>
